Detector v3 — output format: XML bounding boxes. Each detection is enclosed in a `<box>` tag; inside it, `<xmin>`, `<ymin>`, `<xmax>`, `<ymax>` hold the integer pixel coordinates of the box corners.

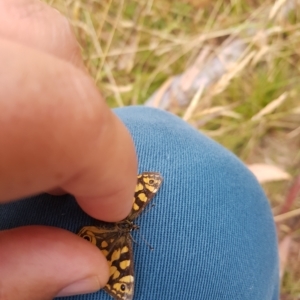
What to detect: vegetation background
<box><xmin>45</xmin><ymin>0</ymin><xmax>300</xmax><ymax>298</ymax></box>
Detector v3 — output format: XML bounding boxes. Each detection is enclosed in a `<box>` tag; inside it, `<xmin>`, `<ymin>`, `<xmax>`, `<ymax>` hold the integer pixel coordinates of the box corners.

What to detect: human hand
<box><xmin>0</xmin><ymin>0</ymin><xmax>137</xmax><ymax>299</ymax></box>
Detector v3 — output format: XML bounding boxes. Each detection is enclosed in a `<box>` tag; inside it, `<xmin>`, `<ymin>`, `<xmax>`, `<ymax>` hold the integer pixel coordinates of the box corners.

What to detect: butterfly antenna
<box><xmin>143</xmin><ymin>203</ymin><xmax>156</xmax><ymax>215</ymax></box>
<box><xmin>131</xmin><ymin>226</ymin><xmax>154</xmax><ymax>250</ymax></box>
<box><xmin>137</xmin><ymin>231</ymin><xmax>154</xmax><ymax>250</ymax></box>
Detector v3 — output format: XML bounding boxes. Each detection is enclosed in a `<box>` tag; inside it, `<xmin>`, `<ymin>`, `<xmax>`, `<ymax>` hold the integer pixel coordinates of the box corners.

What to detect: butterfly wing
<box><xmin>103</xmin><ymin>235</ymin><xmax>134</xmax><ymax>300</ymax></box>
<box><xmin>78</xmin><ymin>225</ymin><xmax>134</xmax><ymax>300</ymax></box>
<box><xmin>129</xmin><ymin>172</ymin><xmax>163</xmax><ymax>221</ymax></box>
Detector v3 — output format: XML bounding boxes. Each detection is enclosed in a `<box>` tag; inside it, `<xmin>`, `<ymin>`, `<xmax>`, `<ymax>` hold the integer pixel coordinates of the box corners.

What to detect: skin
<box><xmin>0</xmin><ymin>1</ymin><xmax>137</xmax><ymax>299</ymax></box>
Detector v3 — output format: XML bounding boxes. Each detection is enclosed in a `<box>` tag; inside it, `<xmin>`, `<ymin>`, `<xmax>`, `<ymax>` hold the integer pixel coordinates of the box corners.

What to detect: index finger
<box><xmin>0</xmin><ymin>39</ymin><xmax>137</xmax><ymax>222</ymax></box>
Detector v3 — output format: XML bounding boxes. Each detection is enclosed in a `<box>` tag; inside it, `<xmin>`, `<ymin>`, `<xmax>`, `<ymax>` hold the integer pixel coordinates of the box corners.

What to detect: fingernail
<box><xmin>55</xmin><ymin>276</ymin><xmax>100</xmax><ymax>297</ymax></box>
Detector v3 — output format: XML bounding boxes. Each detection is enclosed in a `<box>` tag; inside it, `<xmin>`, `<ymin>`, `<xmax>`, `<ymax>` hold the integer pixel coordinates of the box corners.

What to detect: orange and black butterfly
<box><xmin>78</xmin><ymin>172</ymin><xmax>163</xmax><ymax>300</ymax></box>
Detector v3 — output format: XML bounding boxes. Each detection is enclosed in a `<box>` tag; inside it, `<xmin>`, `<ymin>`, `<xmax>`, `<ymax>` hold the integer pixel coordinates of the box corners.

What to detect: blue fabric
<box><xmin>0</xmin><ymin>107</ymin><xmax>279</xmax><ymax>300</ymax></box>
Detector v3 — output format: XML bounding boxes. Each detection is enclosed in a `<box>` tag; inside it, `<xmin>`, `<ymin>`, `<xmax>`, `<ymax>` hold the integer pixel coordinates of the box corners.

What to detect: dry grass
<box><xmin>46</xmin><ymin>0</ymin><xmax>300</xmax><ymax>298</ymax></box>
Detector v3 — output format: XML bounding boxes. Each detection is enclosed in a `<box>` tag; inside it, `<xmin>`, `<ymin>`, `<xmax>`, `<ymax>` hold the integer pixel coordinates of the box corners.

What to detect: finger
<box><xmin>0</xmin><ymin>39</ymin><xmax>137</xmax><ymax>221</ymax></box>
<box><xmin>0</xmin><ymin>0</ymin><xmax>85</xmax><ymax>70</ymax></box>
<box><xmin>47</xmin><ymin>187</ymin><xmax>67</xmax><ymax>195</ymax></box>
<box><xmin>0</xmin><ymin>226</ymin><xmax>109</xmax><ymax>300</ymax></box>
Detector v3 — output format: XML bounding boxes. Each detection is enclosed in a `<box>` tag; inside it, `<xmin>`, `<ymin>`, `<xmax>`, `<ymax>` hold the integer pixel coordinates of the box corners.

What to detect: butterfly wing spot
<box><xmin>110</xmin><ymin>266</ymin><xmax>119</xmax><ymax>278</ymax></box>
<box><xmin>145</xmin><ymin>184</ymin><xmax>156</xmax><ymax>193</ymax></box>
<box><xmin>133</xmin><ymin>202</ymin><xmax>139</xmax><ymax>211</ymax></box>
<box><xmin>112</xmin><ymin>270</ymin><xmax>121</xmax><ymax>280</ymax></box>
<box><xmin>101</xmin><ymin>240</ymin><xmax>109</xmax><ymax>248</ymax></box>
<box><xmin>78</xmin><ymin>172</ymin><xmax>163</xmax><ymax>300</ymax></box>
<box><xmin>135</xmin><ymin>183</ymin><xmax>144</xmax><ymax>192</ymax></box>
<box><xmin>111</xmin><ymin>249</ymin><xmax>121</xmax><ymax>263</ymax></box>
<box><xmin>83</xmin><ymin>235</ymin><xmax>91</xmax><ymax>242</ymax></box>
<box><xmin>112</xmin><ymin>276</ymin><xmax>134</xmax><ymax>294</ymax></box>
<box><xmin>108</xmin><ymin>265</ymin><xmax>116</xmax><ymax>274</ymax></box>
<box><xmin>120</xmin><ymin>260</ymin><xmax>131</xmax><ymax>270</ymax></box>
<box><xmin>78</xmin><ymin>229</ymin><xmax>97</xmax><ymax>245</ymax></box>
<box><xmin>138</xmin><ymin>193</ymin><xmax>147</xmax><ymax>202</ymax></box>
<box><xmin>142</xmin><ymin>175</ymin><xmax>161</xmax><ymax>188</ymax></box>
<box><xmin>102</xmin><ymin>249</ymin><xmax>109</xmax><ymax>256</ymax></box>
<box><xmin>120</xmin><ymin>275</ymin><xmax>134</xmax><ymax>284</ymax></box>
<box><xmin>121</xmin><ymin>246</ymin><xmax>129</xmax><ymax>254</ymax></box>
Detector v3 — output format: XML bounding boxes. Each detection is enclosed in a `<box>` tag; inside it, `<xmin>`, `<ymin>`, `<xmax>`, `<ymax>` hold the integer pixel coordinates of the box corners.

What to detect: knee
<box><xmin>114</xmin><ymin>106</ymin><xmax>279</xmax><ymax>300</ymax></box>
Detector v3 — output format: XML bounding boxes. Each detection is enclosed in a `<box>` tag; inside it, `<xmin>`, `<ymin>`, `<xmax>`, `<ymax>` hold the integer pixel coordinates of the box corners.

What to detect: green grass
<box><xmin>46</xmin><ymin>0</ymin><xmax>300</xmax><ymax>298</ymax></box>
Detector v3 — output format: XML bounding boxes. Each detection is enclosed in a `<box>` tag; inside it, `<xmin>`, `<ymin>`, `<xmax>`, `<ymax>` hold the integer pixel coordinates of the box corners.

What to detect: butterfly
<box><xmin>78</xmin><ymin>172</ymin><xmax>163</xmax><ymax>300</ymax></box>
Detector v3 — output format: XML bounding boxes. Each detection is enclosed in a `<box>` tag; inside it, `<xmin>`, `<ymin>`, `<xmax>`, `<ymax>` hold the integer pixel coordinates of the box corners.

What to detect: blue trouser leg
<box><xmin>0</xmin><ymin>107</ymin><xmax>279</xmax><ymax>300</ymax></box>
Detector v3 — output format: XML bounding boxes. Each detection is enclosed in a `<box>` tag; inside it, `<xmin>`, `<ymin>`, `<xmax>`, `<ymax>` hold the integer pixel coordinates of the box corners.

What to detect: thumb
<box><xmin>0</xmin><ymin>226</ymin><xmax>109</xmax><ymax>300</ymax></box>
